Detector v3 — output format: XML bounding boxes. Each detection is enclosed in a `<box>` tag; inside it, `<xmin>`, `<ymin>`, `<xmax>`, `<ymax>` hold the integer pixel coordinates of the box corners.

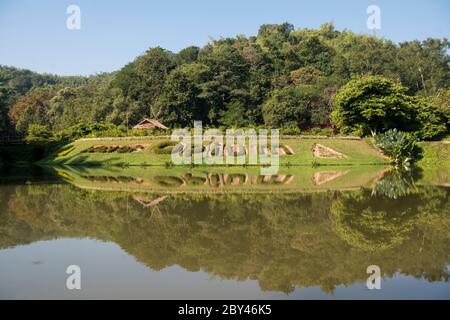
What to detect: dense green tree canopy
<box><xmin>331</xmin><ymin>75</ymin><xmax>447</xmax><ymax>139</ymax></box>
<box><xmin>262</xmin><ymin>86</ymin><xmax>317</xmax><ymax>128</ymax></box>
<box><xmin>0</xmin><ymin>22</ymin><xmax>448</xmax><ymax>139</ymax></box>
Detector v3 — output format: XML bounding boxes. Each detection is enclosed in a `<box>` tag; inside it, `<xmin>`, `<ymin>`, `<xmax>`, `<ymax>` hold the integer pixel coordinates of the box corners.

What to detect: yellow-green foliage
<box><xmin>57</xmin><ymin>145</ymin><xmax>75</xmax><ymax>157</ymax></box>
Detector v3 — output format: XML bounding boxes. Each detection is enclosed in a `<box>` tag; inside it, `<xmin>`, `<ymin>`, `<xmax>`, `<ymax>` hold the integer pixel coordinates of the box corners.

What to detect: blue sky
<box><xmin>0</xmin><ymin>0</ymin><xmax>449</xmax><ymax>76</ymax></box>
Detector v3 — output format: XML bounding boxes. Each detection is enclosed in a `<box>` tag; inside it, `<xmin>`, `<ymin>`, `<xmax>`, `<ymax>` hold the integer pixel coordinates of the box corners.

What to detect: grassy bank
<box><xmin>41</xmin><ymin>137</ymin><xmax>388</xmax><ymax>167</ymax></box>
<box><xmin>417</xmin><ymin>141</ymin><xmax>450</xmax><ymax>168</ymax></box>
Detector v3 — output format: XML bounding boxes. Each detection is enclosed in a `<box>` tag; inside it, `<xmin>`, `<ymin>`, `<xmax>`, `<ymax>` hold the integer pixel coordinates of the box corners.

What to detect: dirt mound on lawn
<box><xmin>312</xmin><ymin>143</ymin><xmax>347</xmax><ymax>159</ymax></box>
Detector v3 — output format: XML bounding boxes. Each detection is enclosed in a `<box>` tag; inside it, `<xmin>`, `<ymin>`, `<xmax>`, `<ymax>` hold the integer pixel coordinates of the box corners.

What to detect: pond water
<box><xmin>0</xmin><ymin>166</ymin><xmax>449</xmax><ymax>299</ymax></box>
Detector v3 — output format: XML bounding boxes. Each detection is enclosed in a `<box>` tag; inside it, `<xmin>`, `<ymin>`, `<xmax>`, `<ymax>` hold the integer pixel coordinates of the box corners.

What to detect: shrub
<box><xmin>54</xmin><ymin>122</ymin><xmax>115</xmax><ymax>141</ymax></box>
<box><xmin>87</xmin><ymin>125</ymin><xmax>128</xmax><ymax>138</ymax></box>
<box><xmin>375</xmin><ymin>129</ymin><xmax>418</xmax><ymax>167</ymax></box>
<box><xmin>305</xmin><ymin>127</ymin><xmax>334</xmax><ymax>136</ymax></box>
<box><xmin>280</xmin><ymin>126</ymin><xmax>302</xmax><ymax>136</ymax></box>
<box><xmin>107</xmin><ymin>146</ymin><xmax>119</xmax><ymax>152</ymax></box>
<box><xmin>84</xmin><ymin>146</ymin><xmax>95</xmax><ymax>153</ymax></box>
<box><xmin>81</xmin><ymin>145</ymin><xmax>128</xmax><ymax>153</ymax></box>
<box><xmin>117</xmin><ymin>146</ymin><xmax>134</xmax><ymax>153</ymax></box>
<box><xmin>26</xmin><ymin>124</ymin><xmax>53</xmax><ymax>143</ymax></box>
<box><xmin>153</xmin><ymin>140</ymin><xmax>177</xmax><ymax>154</ymax></box>
<box><xmin>95</xmin><ymin>146</ymin><xmax>108</xmax><ymax>153</ymax></box>
<box><xmin>157</xmin><ymin>141</ymin><xmax>177</xmax><ymax>148</ymax></box>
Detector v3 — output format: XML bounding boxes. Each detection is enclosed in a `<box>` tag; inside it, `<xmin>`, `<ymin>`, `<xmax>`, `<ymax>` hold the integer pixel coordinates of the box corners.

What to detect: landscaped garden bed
<box><xmin>81</xmin><ymin>144</ymin><xmax>147</xmax><ymax>154</ymax></box>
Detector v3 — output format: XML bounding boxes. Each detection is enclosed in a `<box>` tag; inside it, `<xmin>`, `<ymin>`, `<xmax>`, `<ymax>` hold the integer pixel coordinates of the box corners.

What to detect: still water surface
<box><xmin>0</xmin><ymin>166</ymin><xmax>449</xmax><ymax>299</ymax></box>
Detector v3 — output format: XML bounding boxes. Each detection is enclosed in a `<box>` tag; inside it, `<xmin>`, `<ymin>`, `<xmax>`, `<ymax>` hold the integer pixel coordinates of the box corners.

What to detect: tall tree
<box><xmin>331</xmin><ymin>75</ymin><xmax>446</xmax><ymax>139</ymax></box>
<box><xmin>112</xmin><ymin>47</ymin><xmax>175</xmax><ymax>122</ymax></box>
<box><xmin>153</xmin><ymin>63</ymin><xmax>209</xmax><ymax>126</ymax></box>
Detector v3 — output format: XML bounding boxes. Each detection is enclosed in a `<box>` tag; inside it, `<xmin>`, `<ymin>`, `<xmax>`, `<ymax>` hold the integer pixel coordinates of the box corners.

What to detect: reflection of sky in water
<box><xmin>0</xmin><ymin>239</ymin><xmax>448</xmax><ymax>299</ymax></box>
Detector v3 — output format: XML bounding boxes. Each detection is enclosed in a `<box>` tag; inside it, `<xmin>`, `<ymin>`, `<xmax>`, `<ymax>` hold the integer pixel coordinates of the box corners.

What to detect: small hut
<box><xmin>132</xmin><ymin>119</ymin><xmax>169</xmax><ymax>131</ymax></box>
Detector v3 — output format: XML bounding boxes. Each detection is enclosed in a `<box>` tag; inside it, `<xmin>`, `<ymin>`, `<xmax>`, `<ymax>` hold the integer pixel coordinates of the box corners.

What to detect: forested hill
<box><xmin>1</xmin><ymin>22</ymin><xmax>449</xmax><ymax>137</ymax></box>
<box><xmin>0</xmin><ymin>66</ymin><xmax>112</xmax><ymax>134</ymax></box>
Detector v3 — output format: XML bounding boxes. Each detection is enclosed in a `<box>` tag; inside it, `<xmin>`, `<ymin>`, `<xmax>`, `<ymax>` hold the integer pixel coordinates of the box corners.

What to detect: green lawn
<box><xmin>417</xmin><ymin>141</ymin><xmax>450</xmax><ymax>169</ymax></box>
<box><xmin>42</xmin><ymin>137</ymin><xmax>388</xmax><ymax>167</ymax></box>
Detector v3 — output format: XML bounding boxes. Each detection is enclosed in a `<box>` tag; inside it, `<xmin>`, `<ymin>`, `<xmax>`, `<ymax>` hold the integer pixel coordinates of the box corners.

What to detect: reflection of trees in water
<box><xmin>331</xmin><ymin>187</ymin><xmax>445</xmax><ymax>251</ymax></box>
<box><xmin>0</xmin><ymin>183</ymin><xmax>448</xmax><ymax>293</ymax></box>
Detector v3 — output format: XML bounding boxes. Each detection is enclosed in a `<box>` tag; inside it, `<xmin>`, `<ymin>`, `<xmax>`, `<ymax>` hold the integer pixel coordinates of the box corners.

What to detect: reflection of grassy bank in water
<box><xmin>153</xmin><ymin>176</ymin><xmax>185</xmax><ymax>187</ymax></box>
<box><xmin>416</xmin><ymin>167</ymin><xmax>450</xmax><ymax>187</ymax></box>
<box><xmin>52</xmin><ymin>165</ymin><xmax>389</xmax><ymax>193</ymax></box>
<box><xmin>183</xmin><ymin>174</ymin><xmax>207</xmax><ymax>186</ymax></box>
<box><xmin>0</xmin><ymin>182</ymin><xmax>448</xmax><ymax>293</ymax></box>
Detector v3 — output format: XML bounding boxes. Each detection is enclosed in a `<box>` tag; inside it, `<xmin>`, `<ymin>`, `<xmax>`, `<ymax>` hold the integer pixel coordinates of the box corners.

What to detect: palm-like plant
<box><xmin>375</xmin><ymin>129</ymin><xmax>417</xmax><ymax>167</ymax></box>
